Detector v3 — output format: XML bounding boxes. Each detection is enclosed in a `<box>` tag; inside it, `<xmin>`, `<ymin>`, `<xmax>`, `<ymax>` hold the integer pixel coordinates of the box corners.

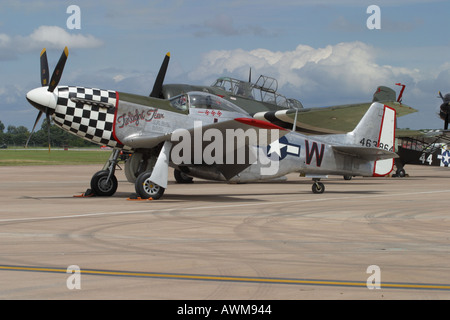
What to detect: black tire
<box><xmin>174</xmin><ymin>169</ymin><xmax>193</xmax><ymax>183</ymax></box>
<box><xmin>135</xmin><ymin>171</ymin><xmax>165</xmax><ymax>200</ymax></box>
<box><xmin>343</xmin><ymin>175</ymin><xmax>352</xmax><ymax>180</ymax></box>
<box><xmin>397</xmin><ymin>168</ymin><xmax>406</xmax><ymax>177</ymax></box>
<box><xmin>312</xmin><ymin>182</ymin><xmax>325</xmax><ymax>194</ymax></box>
<box><xmin>90</xmin><ymin>170</ymin><xmax>118</xmax><ymax>197</ymax></box>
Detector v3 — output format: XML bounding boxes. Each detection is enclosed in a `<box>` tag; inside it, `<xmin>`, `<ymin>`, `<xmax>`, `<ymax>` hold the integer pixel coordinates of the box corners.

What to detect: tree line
<box><xmin>0</xmin><ymin>119</ymin><xmax>97</xmax><ymax>148</ymax></box>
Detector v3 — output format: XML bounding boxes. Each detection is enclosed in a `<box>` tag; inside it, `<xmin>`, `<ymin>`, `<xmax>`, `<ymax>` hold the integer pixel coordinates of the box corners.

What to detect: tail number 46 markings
<box><xmin>360</xmin><ymin>138</ymin><xmax>393</xmax><ymax>152</ymax></box>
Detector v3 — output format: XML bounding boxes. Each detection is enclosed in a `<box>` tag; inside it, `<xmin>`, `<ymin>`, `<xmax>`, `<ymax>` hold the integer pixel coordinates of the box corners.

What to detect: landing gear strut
<box><xmin>89</xmin><ymin>149</ymin><xmax>120</xmax><ymax>196</ymax></box>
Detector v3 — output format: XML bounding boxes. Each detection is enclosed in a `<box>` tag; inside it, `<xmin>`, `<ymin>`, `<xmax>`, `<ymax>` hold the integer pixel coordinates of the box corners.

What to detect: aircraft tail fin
<box><xmin>349</xmin><ymin>102</ymin><xmax>397</xmax><ymax>176</ymax></box>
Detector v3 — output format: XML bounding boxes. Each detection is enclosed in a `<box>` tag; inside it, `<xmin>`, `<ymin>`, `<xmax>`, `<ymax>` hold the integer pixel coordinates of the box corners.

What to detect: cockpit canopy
<box><xmin>170</xmin><ymin>91</ymin><xmax>249</xmax><ymax>115</ymax></box>
<box><xmin>211</xmin><ymin>75</ymin><xmax>303</xmax><ymax>109</ymax></box>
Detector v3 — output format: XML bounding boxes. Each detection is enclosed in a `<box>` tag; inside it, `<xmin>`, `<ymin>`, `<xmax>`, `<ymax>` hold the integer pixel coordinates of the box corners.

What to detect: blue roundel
<box><xmin>441</xmin><ymin>150</ymin><xmax>450</xmax><ymax>166</ymax></box>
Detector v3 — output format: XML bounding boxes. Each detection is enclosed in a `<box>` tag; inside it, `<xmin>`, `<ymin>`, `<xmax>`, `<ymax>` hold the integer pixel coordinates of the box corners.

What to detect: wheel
<box><xmin>396</xmin><ymin>168</ymin><xmax>406</xmax><ymax>177</ymax></box>
<box><xmin>174</xmin><ymin>169</ymin><xmax>193</xmax><ymax>183</ymax></box>
<box><xmin>135</xmin><ymin>171</ymin><xmax>165</xmax><ymax>200</ymax></box>
<box><xmin>343</xmin><ymin>175</ymin><xmax>352</xmax><ymax>180</ymax></box>
<box><xmin>90</xmin><ymin>170</ymin><xmax>118</xmax><ymax>197</ymax></box>
<box><xmin>312</xmin><ymin>182</ymin><xmax>325</xmax><ymax>194</ymax></box>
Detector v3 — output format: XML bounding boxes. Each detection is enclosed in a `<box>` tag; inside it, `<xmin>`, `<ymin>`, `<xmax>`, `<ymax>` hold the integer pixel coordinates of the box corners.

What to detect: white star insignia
<box><xmin>267</xmin><ymin>140</ymin><xmax>287</xmax><ymax>157</ymax></box>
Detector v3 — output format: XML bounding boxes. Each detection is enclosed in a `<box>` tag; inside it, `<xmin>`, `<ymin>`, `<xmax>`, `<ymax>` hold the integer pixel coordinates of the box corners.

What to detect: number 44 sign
<box><xmin>419</xmin><ymin>152</ymin><xmax>433</xmax><ymax>166</ymax></box>
<box><xmin>420</xmin><ymin>146</ymin><xmax>450</xmax><ymax>167</ymax></box>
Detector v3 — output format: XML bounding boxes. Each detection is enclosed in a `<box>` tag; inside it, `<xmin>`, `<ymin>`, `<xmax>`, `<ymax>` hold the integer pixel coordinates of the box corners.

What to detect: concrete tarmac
<box><xmin>0</xmin><ymin>164</ymin><xmax>449</xmax><ymax>300</ymax></box>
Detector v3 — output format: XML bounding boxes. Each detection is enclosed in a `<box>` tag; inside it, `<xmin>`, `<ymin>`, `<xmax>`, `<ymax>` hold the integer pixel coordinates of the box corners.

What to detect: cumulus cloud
<box><xmin>187</xmin><ymin>41</ymin><xmax>450</xmax><ymax>128</ymax></box>
<box><xmin>25</xmin><ymin>25</ymin><xmax>103</xmax><ymax>49</ymax></box>
<box><xmin>189</xmin><ymin>41</ymin><xmax>421</xmax><ymax>106</ymax></box>
<box><xmin>0</xmin><ymin>26</ymin><xmax>103</xmax><ymax>59</ymax></box>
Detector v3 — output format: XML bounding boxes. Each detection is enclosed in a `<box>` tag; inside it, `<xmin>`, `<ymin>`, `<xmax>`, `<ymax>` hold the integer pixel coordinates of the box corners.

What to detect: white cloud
<box><xmin>189</xmin><ymin>41</ymin><xmax>420</xmax><ymax>101</ymax></box>
<box><xmin>0</xmin><ymin>26</ymin><xmax>103</xmax><ymax>59</ymax></box>
<box><xmin>187</xmin><ymin>41</ymin><xmax>450</xmax><ymax>129</ymax></box>
<box><xmin>25</xmin><ymin>26</ymin><xmax>103</xmax><ymax>49</ymax></box>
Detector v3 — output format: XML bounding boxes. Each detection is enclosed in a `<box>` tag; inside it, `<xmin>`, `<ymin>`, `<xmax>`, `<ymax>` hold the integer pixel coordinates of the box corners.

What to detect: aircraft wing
<box><xmin>170</xmin><ymin>118</ymin><xmax>289</xmax><ymax>180</ymax></box>
<box><xmin>122</xmin><ymin>118</ymin><xmax>287</xmax><ymax>149</ymax></box>
<box><xmin>332</xmin><ymin>145</ymin><xmax>399</xmax><ymax>161</ymax></box>
<box><xmin>253</xmin><ymin>101</ymin><xmax>417</xmax><ymax>135</ymax></box>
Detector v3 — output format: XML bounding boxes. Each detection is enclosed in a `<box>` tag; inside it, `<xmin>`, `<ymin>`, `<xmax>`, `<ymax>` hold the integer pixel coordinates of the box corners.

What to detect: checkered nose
<box><xmin>26</xmin><ymin>86</ymin><xmax>58</xmax><ymax>114</ymax></box>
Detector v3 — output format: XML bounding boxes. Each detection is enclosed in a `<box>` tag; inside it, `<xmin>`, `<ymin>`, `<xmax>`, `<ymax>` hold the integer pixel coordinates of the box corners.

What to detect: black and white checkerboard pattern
<box><xmin>53</xmin><ymin>86</ymin><xmax>125</xmax><ymax>148</ymax></box>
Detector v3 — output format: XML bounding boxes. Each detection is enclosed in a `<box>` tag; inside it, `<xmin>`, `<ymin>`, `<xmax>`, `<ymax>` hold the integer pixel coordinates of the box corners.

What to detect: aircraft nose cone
<box><xmin>26</xmin><ymin>87</ymin><xmax>57</xmax><ymax>114</ymax></box>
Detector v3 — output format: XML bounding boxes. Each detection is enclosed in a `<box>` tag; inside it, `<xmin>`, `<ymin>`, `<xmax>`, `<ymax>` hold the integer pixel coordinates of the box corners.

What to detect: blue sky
<box><xmin>2</xmin><ymin>0</ymin><xmax>450</xmax><ymax>130</ymax></box>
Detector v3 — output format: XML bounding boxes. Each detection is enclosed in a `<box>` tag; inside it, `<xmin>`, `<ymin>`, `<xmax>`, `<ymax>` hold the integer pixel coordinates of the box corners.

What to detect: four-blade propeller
<box><xmin>26</xmin><ymin>47</ymin><xmax>69</xmax><ymax>150</ymax></box>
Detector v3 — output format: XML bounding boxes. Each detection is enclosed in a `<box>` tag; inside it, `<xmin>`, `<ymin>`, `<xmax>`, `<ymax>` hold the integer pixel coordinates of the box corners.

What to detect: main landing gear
<box><xmin>134</xmin><ymin>171</ymin><xmax>165</xmax><ymax>200</ymax></box>
<box><xmin>87</xmin><ymin>149</ymin><xmax>166</xmax><ymax>200</ymax></box>
<box><xmin>89</xmin><ymin>149</ymin><xmax>120</xmax><ymax>197</ymax></box>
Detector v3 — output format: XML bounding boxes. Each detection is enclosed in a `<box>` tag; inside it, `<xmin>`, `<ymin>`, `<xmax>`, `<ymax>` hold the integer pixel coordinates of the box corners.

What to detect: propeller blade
<box><xmin>40</xmin><ymin>49</ymin><xmax>49</xmax><ymax>87</ymax></box>
<box><xmin>249</xmin><ymin>67</ymin><xmax>252</xmax><ymax>83</ymax></box>
<box><xmin>150</xmin><ymin>52</ymin><xmax>170</xmax><ymax>98</ymax></box>
<box><xmin>25</xmin><ymin>111</ymin><xmax>43</xmax><ymax>148</ymax></box>
<box><xmin>48</xmin><ymin>46</ymin><xmax>69</xmax><ymax>92</ymax></box>
<box><xmin>439</xmin><ymin>91</ymin><xmax>445</xmax><ymax>101</ymax></box>
<box><xmin>46</xmin><ymin>112</ymin><xmax>51</xmax><ymax>152</ymax></box>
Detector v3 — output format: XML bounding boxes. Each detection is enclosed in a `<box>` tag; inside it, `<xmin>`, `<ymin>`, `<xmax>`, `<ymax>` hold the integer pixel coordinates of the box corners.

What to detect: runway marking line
<box><xmin>1</xmin><ymin>265</ymin><xmax>450</xmax><ymax>291</ymax></box>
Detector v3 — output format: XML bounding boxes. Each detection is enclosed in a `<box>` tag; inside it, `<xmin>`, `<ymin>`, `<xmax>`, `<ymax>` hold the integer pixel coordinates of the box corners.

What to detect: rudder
<box><xmin>350</xmin><ymin>102</ymin><xmax>396</xmax><ymax>176</ymax></box>
<box><xmin>373</xmin><ymin>105</ymin><xmax>396</xmax><ymax>176</ymax></box>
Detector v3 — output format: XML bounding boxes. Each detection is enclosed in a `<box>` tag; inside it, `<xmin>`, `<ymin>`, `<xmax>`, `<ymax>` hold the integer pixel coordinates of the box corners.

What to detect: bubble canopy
<box><xmin>170</xmin><ymin>91</ymin><xmax>249</xmax><ymax>115</ymax></box>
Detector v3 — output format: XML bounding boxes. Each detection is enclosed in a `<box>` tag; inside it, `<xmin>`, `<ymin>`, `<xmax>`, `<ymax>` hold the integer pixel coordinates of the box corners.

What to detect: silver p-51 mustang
<box><xmin>26</xmin><ymin>47</ymin><xmax>397</xmax><ymax>200</ymax></box>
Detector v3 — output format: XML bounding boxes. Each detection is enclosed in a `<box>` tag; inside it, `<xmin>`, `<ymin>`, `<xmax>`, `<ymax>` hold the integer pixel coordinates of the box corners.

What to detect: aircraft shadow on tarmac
<box><xmin>18</xmin><ymin>181</ymin><xmax>383</xmax><ymax>202</ymax></box>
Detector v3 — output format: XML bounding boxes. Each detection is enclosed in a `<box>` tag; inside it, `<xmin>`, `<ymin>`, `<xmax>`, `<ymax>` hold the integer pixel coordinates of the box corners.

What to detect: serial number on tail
<box><xmin>360</xmin><ymin>138</ymin><xmax>393</xmax><ymax>152</ymax></box>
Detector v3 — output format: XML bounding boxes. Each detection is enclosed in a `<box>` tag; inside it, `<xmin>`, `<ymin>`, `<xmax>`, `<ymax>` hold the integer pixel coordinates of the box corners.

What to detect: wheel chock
<box><xmin>73</xmin><ymin>189</ymin><xmax>96</xmax><ymax>198</ymax></box>
<box><xmin>127</xmin><ymin>193</ymin><xmax>153</xmax><ymax>201</ymax></box>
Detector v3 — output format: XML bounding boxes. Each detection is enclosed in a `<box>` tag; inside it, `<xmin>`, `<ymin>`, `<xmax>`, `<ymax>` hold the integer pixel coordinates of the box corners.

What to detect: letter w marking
<box><xmin>305</xmin><ymin>140</ymin><xmax>325</xmax><ymax>167</ymax></box>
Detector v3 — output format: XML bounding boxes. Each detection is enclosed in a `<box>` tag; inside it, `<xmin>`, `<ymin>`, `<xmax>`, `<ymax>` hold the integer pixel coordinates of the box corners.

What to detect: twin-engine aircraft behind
<box><xmin>26</xmin><ymin>47</ymin><xmax>398</xmax><ymax>200</ymax></box>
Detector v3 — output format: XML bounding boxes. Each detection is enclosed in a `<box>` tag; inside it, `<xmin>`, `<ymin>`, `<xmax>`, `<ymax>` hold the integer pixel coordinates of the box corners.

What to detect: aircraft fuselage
<box><xmin>48</xmin><ymin>86</ymin><xmax>379</xmax><ymax>183</ymax></box>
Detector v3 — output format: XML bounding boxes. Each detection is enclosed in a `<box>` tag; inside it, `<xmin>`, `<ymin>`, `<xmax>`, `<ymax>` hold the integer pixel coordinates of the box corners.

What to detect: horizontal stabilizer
<box><xmin>332</xmin><ymin>145</ymin><xmax>398</xmax><ymax>161</ymax></box>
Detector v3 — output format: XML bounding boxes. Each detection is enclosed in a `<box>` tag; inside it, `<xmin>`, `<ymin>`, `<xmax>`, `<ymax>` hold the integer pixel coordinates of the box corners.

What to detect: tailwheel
<box><xmin>135</xmin><ymin>171</ymin><xmax>165</xmax><ymax>200</ymax></box>
<box><xmin>90</xmin><ymin>170</ymin><xmax>118</xmax><ymax>197</ymax></box>
<box><xmin>396</xmin><ymin>168</ymin><xmax>406</xmax><ymax>177</ymax></box>
<box><xmin>312</xmin><ymin>181</ymin><xmax>325</xmax><ymax>194</ymax></box>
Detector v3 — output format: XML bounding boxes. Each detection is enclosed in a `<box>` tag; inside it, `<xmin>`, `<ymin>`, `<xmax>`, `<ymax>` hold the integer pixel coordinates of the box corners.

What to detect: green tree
<box><xmin>1</xmin><ymin>118</ymin><xmax>98</xmax><ymax>148</ymax></box>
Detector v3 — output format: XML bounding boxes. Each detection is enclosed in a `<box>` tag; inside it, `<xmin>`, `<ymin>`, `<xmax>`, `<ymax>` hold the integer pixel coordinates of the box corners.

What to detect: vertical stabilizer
<box><xmin>349</xmin><ymin>102</ymin><xmax>396</xmax><ymax>176</ymax></box>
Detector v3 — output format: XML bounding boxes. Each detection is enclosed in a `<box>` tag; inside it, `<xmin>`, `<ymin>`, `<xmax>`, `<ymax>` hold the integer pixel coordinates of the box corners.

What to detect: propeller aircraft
<box><xmin>391</xmin><ymin>91</ymin><xmax>450</xmax><ymax>176</ymax></box>
<box><xmin>151</xmin><ymin>53</ymin><xmax>416</xmax><ymax>135</ymax></box>
<box><xmin>25</xmin><ymin>47</ymin><xmax>399</xmax><ymax>200</ymax></box>
<box><xmin>150</xmin><ymin>53</ymin><xmax>304</xmax><ymax>113</ymax></box>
